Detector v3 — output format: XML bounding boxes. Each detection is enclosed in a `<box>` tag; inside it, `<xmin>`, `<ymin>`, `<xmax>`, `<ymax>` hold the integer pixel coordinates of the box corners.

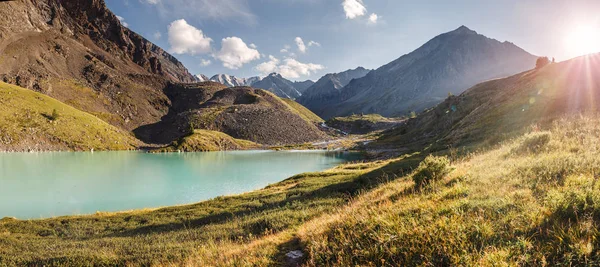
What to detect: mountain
<box><xmin>298</xmin><ymin>67</ymin><xmax>371</xmax><ymax>115</ymax></box>
<box><xmin>134</xmin><ymin>82</ymin><xmax>329</xmax><ymax>146</ymax></box>
<box><xmin>375</xmin><ymin>53</ymin><xmax>600</xmax><ymax>151</ymax></box>
<box><xmin>293</xmin><ymin>80</ymin><xmax>316</xmax><ymax>94</ymax></box>
<box><xmin>316</xmin><ymin>26</ymin><xmax>537</xmax><ymax>119</ymax></box>
<box><xmin>209</xmin><ymin>74</ymin><xmax>259</xmax><ymax>87</ymax></box>
<box><xmin>0</xmin><ymin>0</ymin><xmax>195</xmax><ymax>131</ymax></box>
<box><xmin>196</xmin><ymin>74</ymin><xmax>209</xmax><ymax>82</ymax></box>
<box><xmin>251</xmin><ymin>73</ymin><xmax>304</xmax><ymax>99</ymax></box>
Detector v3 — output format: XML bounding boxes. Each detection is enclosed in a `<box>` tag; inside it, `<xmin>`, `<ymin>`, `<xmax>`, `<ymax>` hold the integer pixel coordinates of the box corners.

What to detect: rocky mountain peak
<box><xmin>451</xmin><ymin>25</ymin><xmax>478</xmax><ymax>35</ymax></box>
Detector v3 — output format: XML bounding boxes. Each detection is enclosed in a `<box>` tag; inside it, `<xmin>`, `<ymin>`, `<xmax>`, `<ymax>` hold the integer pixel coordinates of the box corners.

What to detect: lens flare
<box><xmin>565</xmin><ymin>24</ymin><xmax>600</xmax><ymax>57</ymax></box>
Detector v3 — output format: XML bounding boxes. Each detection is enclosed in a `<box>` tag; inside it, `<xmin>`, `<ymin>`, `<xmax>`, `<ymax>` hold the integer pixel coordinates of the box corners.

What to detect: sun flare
<box><xmin>565</xmin><ymin>24</ymin><xmax>600</xmax><ymax>57</ymax></box>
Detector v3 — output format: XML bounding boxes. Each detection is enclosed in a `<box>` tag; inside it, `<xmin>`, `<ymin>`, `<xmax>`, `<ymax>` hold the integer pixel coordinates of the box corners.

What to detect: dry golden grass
<box><xmin>299</xmin><ymin>115</ymin><xmax>600</xmax><ymax>266</ymax></box>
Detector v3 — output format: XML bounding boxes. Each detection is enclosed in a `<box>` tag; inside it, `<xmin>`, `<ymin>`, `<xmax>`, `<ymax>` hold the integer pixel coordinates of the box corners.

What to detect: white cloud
<box><xmin>153</xmin><ymin>31</ymin><xmax>162</xmax><ymax>40</ymax></box>
<box><xmin>255</xmin><ymin>56</ymin><xmax>324</xmax><ymax>79</ymax></box>
<box><xmin>368</xmin><ymin>13</ymin><xmax>378</xmax><ymax>24</ymax></box>
<box><xmin>249</xmin><ymin>43</ymin><xmax>257</xmax><ymax>49</ymax></box>
<box><xmin>255</xmin><ymin>55</ymin><xmax>280</xmax><ymax>74</ymax></box>
<box><xmin>214</xmin><ymin>37</ymin><xmax>261</xmax><ymax>69</ymax></box>
<box><xmin>308</xmin><ymin>41</ymin><xmax>321</xmax><ymax>47</ymax></box>
<box><xmin>200</xmin><ymin>59</ymin><xmax>212</xmax><ymax>66</ymax></box>
<box><xmin>342</xmin><ymin>0</ymin><xmax>367</xmax><ymax>19</ymax></box>
<box><xmin>116</xmin><ymin>15</ymin><xmax>129</xmax><ymax>27</ymax></box>
<box><xmin>280</xmin><ymin>45</ymin><xmax>291</xmax><ymax>54</ymax></box>
<box><xmin>167</xmin><ymin>19</ymin><xmax>213</xmax><ymax>55</ymax></box>
<box><xmin>295</xmin><ymin>37</ymin><xmax>307</xmax><ymax>53</ymax></box>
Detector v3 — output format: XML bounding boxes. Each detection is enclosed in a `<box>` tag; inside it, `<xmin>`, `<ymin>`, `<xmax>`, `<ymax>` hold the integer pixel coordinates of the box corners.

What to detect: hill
<box><xmin>134</xmin><ymin>82</ymin><xmax>329</xmax><ymax>146</ymax></box>
<box><xmin>326</xmin><ymin>114</ymin><xmax>404</xmax><ymax>135</ymax></box>
<box><xmin>0</xmin><ymin>0</ymin><xmax>195</xmax><ymax>131</ymax></box>
<box><xmin>375</xmin><ymin>53</ymin><xmax>600</xmax><ymax>152</ymax></box>
<box><xmin>317</xmin><ymin>26</ymin><xmax>537</xmax><ymax>119</ymax></box>
<box><xmin>0</xmin><ymin>82</ymin><xmax>139</xmax><ymax>151</ymax></box>
<box><xmin>298</xmin><ymin>67</ymin><xmax>371</xmax><ymax>116</ymax></box>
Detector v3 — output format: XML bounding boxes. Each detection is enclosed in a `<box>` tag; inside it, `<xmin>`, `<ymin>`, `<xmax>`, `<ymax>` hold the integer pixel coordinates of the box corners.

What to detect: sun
<box><xmin>565</xmin><ymin>24</ymin><xmax>600</xmax><ymax>57</ymax></box>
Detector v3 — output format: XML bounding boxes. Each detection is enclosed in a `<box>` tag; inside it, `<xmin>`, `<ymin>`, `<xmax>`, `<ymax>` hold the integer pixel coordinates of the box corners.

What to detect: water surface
<box><xmin>0</xmin><ymin>150</ymin><xmax>359</xmax><ymax>219</ymax></box>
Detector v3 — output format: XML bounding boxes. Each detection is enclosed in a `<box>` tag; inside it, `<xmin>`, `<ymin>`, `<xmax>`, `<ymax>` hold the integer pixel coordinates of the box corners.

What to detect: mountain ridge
<box><xmin>316</xmin><ymin>26</ymin><xmax>537</xmax><ymax>119</ymax></box>
<box><xmin>298</xmin><ymin>67</ymin><xmax>371</xmax><ymax>115</ymax></box>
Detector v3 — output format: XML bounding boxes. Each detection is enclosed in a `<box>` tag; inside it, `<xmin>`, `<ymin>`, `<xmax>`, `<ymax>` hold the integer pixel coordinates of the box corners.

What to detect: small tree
<box><xmin>412</xmin><ymin>155</ymin><xmax>451</xmax><ymax>189</ymax></box>
<box><xmin>49</xmin><ymin>109</ymin><xmax>60</xmax><ymax>121</ymax></box>
<box><xmin>536</xmin><ymin>57</ymin><xmax>550</xmax><ymax>69</ymax></box>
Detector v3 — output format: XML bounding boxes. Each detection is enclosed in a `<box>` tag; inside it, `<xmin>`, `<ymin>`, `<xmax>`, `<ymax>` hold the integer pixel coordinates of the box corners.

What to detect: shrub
<box><xmin>536</xmin><ymin>57</ymin><xmax>550</xmax><ymax>69</ymax></box>
<box><xmin>512</xmin><ymin>131</ymin><xmax>552</xmax><ymax>155</ymax></box>
<box><xmin>46</xmin><ymin>108</ymin><xmax>60</xmax><ymax>121</ymax></box>
<box><xmin>412</xmin><ymin>155</ymin><xmax>451</xmax><ymax>188</ymax></box>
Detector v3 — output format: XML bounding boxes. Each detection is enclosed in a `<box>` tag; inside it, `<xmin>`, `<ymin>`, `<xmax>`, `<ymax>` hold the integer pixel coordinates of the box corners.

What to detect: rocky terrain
<box><xmin>0</xmin><ymin>0</ymin><xmax>196</xmax><ymax>132</ymax></box>
<box><xmin>0</xmin><ymin>0</ymin><xmax>332</xmax><ymax>151</ymax></box>
<box><xmin>134</xmin><ymin>82</ymin><xmax>329</xmax><ymax>146</ymax></box>
<box><xmin>298</xmin><ymin>67</ymin><xmax>371</xmax><ymax>116</ymax></box>
<box><xmin>316</xmin><ymin>26</ymin><xmax>537</xmax><ymax>119</ymax></box>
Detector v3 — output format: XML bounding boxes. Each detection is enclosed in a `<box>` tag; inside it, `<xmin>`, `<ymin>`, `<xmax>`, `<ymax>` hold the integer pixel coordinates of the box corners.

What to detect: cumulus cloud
<box><xmin>368</xmin><ymin>13</ymin><xmax>378</xmax><ymax>24</ymax></box>
<box><xmin>168</xmin><ymin>19</ymin><xmax>212</xmax><ymax>55</ymax></box>
<box><xmin>116</xmin><ymin>15</ymin><xmax>129</xmax><ymax>27</ymax></box>
<box><xmin>295</xmin><ymin>37</ymin><xmax>307</xmax><ymax>53</ymax></box>
<box><xmin>255</xmin><ymin>55</ymin><xmax>280</xmax><ymax>74</ymax></box>
<box><xmin>255</xmin><ymin>55</ymin><xmax>324</xmax><ymax>79</ymax></box>
<box><xmin>249</xmin><ymin>43</ymin><xmax>257</xmax><ymax>49</ymax></box>
<box><xmin>214</xmin><ymin>37</ymin><xmax>261</xmax><ymax>69</ymax></box>
<box><xmin>342</xmin><ymin>0</ymin><xmax>367</xmax><ymax>19</ymax></box>
<box><xmin>200</xmin><ymin>59</ymin><xmax>212</xmax><ymax>66</ymax></box>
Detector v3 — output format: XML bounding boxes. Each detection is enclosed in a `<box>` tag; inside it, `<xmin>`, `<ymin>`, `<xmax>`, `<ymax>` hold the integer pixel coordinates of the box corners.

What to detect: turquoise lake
<box><xmin>0</xmin><ymin>150</ymin><xmax>360</xmax><ymax>219</ymax></box>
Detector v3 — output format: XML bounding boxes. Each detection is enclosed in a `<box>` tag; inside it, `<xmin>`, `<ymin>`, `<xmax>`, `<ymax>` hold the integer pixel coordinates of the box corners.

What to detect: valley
<box><xmin>1</xmin><ymin>0</ymin><xmax>599</xmax><ymax>266</ymax></box>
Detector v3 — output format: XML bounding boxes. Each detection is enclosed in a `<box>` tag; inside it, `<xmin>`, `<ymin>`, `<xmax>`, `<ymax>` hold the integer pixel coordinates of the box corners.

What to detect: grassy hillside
<box><xmin>158</xmin><ymin>129</ymin><xmax>260</xmax><ymax>152</ymax></box>
<box><xmin>0</xmin><ymin>82</ymin><xmax>139</xmax><ymax>151</ymax></box>
<box><xmin>280</xmin><ymin>98</ymin><xmax>324</xmax><ymax>124</ymax></box>
<box><xmin>326</xmin><ymin>114</ymin><xmax>404</xmax><ymax>134</ymax></box>
<box><xmin>376</xmin><ymin>54</ymin><xmax>600</xmax><ymax>153</ymax></box>
<box><xmin>299</xmin><ymin>116</ymin><xmax>600</xmax><ymax>266</ymax></box>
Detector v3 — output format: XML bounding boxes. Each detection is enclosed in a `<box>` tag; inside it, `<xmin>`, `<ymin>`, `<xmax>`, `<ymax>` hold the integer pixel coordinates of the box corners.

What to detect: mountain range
<box><xmin>305</xmin><ymin>26</ymin><xmax>537</xmax><ymax>119</ymax></box>
<box><xmin>196</xmin><ymin>72</ymin><xmax>315</xmax><ymax>99</ymax></box>
<box><xmin>297</xmin><ymin>67</ymin><xmax>371</xmax><ymax>115</ymax></box>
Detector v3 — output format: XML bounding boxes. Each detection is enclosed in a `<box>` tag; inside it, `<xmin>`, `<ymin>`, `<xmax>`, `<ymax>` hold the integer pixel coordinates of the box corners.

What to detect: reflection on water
<box><xmin>0</xmin><ymin>150</ymin><xmax>360</xmax><ymax>219</ymax></box>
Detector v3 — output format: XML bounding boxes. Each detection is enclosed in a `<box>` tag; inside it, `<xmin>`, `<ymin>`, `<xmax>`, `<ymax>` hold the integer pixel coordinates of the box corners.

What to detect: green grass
<box><xmin>0</xmin><ymin>155</ymin><xmax>421</xmax><ymax>266</ymax></box>
<box><xmin>157</xmin><ymin>129</ymin><xmax>260</xmax><ymax>152</ymax></box>
<box><xmin>299</xmin><ymin>115</ymin><xmax>600</xmax><ymax>266</ymax></box>
<box><xmin>0</xmin><ymin>82</ymin><xmax>139</xmax><ymax>151</ymax></box>
<box><xmin>3</xmin><ymin>116</ymin><xmax>599</xmax><ymax>266</ymax></box>
<box><xmin>329</xmin><ymin>114</ymin><xmax>398</xmax><ymax>123</ymax></box>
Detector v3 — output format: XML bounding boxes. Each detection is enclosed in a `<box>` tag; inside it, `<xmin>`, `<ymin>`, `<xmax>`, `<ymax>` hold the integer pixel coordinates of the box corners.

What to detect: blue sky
<box><xmin>109</xmin><ymin>0</ymin><xmax>600</xmax><ymax>81</ymax></box>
